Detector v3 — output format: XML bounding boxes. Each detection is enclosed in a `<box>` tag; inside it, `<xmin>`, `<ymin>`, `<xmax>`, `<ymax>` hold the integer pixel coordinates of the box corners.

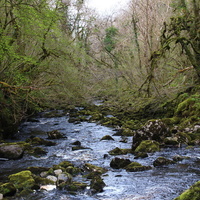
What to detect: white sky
<box><xmin>86</xmin><ymin>0</ymin><xmax>130</xmax><ymax>15</ymax></box>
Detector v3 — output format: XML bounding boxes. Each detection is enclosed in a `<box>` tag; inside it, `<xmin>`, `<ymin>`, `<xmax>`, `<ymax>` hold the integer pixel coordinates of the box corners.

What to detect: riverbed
<box><xmin>0</xmin><ymin>111</ymin><xmax>200</xmax><ymax>200</ymax></box>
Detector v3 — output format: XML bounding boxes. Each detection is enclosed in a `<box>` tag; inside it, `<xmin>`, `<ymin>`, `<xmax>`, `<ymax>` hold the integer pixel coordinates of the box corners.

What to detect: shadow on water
<box><xmin>0</xmin><ymin>112</ymin><xmax>200</xmax><ymax>200</ymax></box>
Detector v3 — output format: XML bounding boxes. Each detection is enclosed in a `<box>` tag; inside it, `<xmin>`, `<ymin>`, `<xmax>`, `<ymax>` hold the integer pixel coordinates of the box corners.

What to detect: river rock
<box><xmin>0</xmin><ymin>183</ymin><xmax>16</xmax><ymax>196</ymax></box>
<box><xmin>54</xmin><ymin>169</ymin><xmax>63</xmax><ymax>176</ymax></box>
<box><xmin>108</xmin><ymin>147</ymin><xmax>131</xmax><ymax>155</ymax></box>
<box><xmin>134</xmin><ymin>140</ymin><xmax>160</xmax><ymax>153</ymax></box>
<box><xmin>84</xmin><ymin>163</ymin><xmax>107</xmax><ymax>174</ymax></box>
<box><xmin>26</xmin><ymin>137</ymin><xmax>56</xmax><ymax>146</ymax></box>
<box><xmin>57</xmin><ymin>173</ymin><xmax>72</xmax><ymax>184</ymax></box>
<box><xmin>100</xmin><ymin>135</ymin><xmax>114</xmax><ymax>141</ymax></box>
<box><xmin>110</xmin><ymin>157</ymin><xmax>131</xmax><ymax>169</ymax></box>
<box><xmin>90</xmin><ymin>175</ymin><xmax>105</xmax><ymax>194</ymax></box>
<box><xmin>153</xmin><ymin>157</ymin><xmax>175</xmax><ymax>167</ymax></box>
<box><xmin>125</xmin><ymin>162</ymin><xmax>152</xmax><ymax>172</ymax></box>
<box><xmin>47</xmin><ymin>130</ymin><xmax>65</xmax><ymax>139</ymax></box>
<box><xmin>46</xmin><ymin>175</ymin><xmax>57</xmax><ymax>183</ymax></box>
<box><xmin>132</xmin><ymin>119</ymin><xmax>170</xmax><ymax>150</ymax></box>
<box><xmin>9</xmin><ymin>170</ymin><xmax>35</xmax><ymax>190</ymax></box>
<box><xmin>0</xmin><ymin>143</ymin><xmax>25</xmax><ymax>159</ymax></box>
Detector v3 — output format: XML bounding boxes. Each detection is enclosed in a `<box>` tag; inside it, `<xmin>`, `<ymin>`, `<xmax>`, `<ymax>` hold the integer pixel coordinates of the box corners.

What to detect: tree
<box><xmin>157</xmin><ymin>0</ymin><xmax>200</xmax><ymax>80</ymax></box>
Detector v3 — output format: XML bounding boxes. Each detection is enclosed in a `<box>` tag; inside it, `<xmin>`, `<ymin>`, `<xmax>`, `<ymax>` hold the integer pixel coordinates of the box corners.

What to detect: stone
<box><xmin>0</xmin><ymin>143</ymin><xmax>25</xmax><ymax>159</ymax></box>
<box><xmin>108</xmin><ymin>147</ymin><xmax>131</xmax><ymax>155</ymax></box>
<box><xmin>132</xmin><ymin>119</ymin><xmax>170</xmax><ymax>150</ymax></box>
<box><xmin>125</xmin><ymin>162</ymin><xmax>152</xmax><ymax>172</ymax></box>
<box><xmin>90</xmin><ymin>175</ymin><xmax>105</xmax><ymax>194</ymax></box>
<box><xmin>9</xmin><ymin>170</ymin><xmax>35</xmax><ymax>190</ymax></box>
<box><xmin>84</xmin><ymin>163</ymin><xmax>107</xmax><ymax>174</ymax></box>
<box><xmin>57</xmin><ymin>173</ymin><xmax>72</xmax><ymax>184</ymax></box>
<box><xmin>153</xmin><ymin>157</ymin><xmax>176</xmax><ymax>167</ymax></box>
<box><xmin>110</xmin><ymin>157</ymin><xmax>131</xmax><ymax>169</ymax></box>
<box><xmin>47</xmin><ymin>130</ymin><xmax>65</xmax><ymax>139</ymax></box>
<box><xmin>40</xmin><ymin>185</ymin><xmax>56</xmax><ymax>191</ymax></box>
<box><xmin>54</xmin><ymin>169</ymin><xmax>62</xmax><ymax>176</ymax></box>
<box><xmin>134</xmin><ymin>140</ymin><xmax>160</xmax><ymax>153</ymax></box>
<box><xmin>46</xmin><ymin>175</ymin><xmax>57</xmax><ymax>183</ymax></box>
<box><xmin>0</xmin><ymin>183</ymin><xmax>16</xmax><ymax>196</ymax></box>
<box><xmin>100</xmin><ymin>135</ymin><xmax>114</xmax><ymax>141</ymax></box>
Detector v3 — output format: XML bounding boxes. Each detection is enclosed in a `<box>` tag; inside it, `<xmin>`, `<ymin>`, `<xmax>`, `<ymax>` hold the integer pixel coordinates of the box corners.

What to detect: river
<box><xmin>0</xmin><ymin>110</ymin><xmax>200</xmax><ymax>200</ymax></box>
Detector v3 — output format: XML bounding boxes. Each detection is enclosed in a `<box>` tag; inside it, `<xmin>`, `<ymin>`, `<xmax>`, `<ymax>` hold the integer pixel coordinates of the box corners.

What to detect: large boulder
<box><xmin>153</xmin><ymin>157</ymin><xmax>175</xmax><ymax>167</ymax></box>
<box><xmin>90</xmin><ymin>175</ymin><xmax>106</xmax><ymax>194</ymax></box>
<box><xmin>9</xmin><ymin>170</ymin><xmax>35</xmax><ymax>190</ymax></box>
<box><xmin>0</xmin><ymin>143</ymin><xmax>25</xmax><ymax>159</ymax></box>
<box><xmin>0</xmin><ymin>183</ymin><xmax>16</xmax><ymax>196</ymax></box>
<box><xmin>110</xmin><ymin>157</ymin><xmax>131</xmax><ymax>169</ymax></box>
<box><xmin>132</xmin><ymin>119</ymin><xmax>170</xmax><ymax>150</ymax></box>
<box><xmin>134</xmin><ymin>140</ymin><xmax>160</xmax><ymax>154</ymax></box>
<box><xmin>124</xmin><ymin>162</ymin><xmax>152</xmax><ymax>172</ymax></box>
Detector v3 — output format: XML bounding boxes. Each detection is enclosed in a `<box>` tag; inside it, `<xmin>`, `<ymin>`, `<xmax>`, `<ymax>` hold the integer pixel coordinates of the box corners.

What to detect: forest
<box><xmin>0</xmin><ymin>0</ymin><xmax>200</xmax><ymax>199</ymax></box>
<box><xmin>0</xmin><ymin>0</ymin><xmax>199</xmax><ymax>137</ymax></box>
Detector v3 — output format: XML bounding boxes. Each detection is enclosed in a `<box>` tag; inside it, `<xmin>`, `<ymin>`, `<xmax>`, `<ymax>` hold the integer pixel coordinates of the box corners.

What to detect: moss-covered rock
<box><xmin>125</xmin><ymin>162</ymin><xmax>152</xmax><ymax>172</ymax></box>
<box><xmin>110</xmin><ymin>157</ymin><xmax>131</xmax><ymax>169</ymax></box>
<box><xmin>132</xmin><ymin>119</ymin><xmax>170</xmax><ymax>150</ymax></box>
<box><xmin>84</xmin><ymin>163</ymin><xmax>107</xmax><ymax>174</ymax></box>
<box><xmin>47</xmin><ymin>130</ymin><xmax>65</xmax><ymax>139</ymax></box>
<box><xmin>153</xmin><ymin>157</ymin><xmax>176</xmax><ymax>167</ymax></box>
<box><xmin>108</xmin><ymin>147</ymin><xmax>132</xmax><ymax>155</ymax></box>
<box><xmin>134</xmin><ymin>140</ymin><xmax>160</xmax><ymax>153</ymax></box>
<box><xmin>90</xmin><ymin>175</ymin><xmax>105</xmax><ymax>194</ymax></box>
<box><xmin>26</xmin><ymin>137</ymin><xmax>56</xmax><ymax>146</ymax></box>
<box><xmin>66</xmin><ymin>182</ymin><xmax>87</xmax><ymax>192</ymax></box>
<box><xmin>9</xmin><ymin>170</ymin><xmax>35</xmax><ymax>190</ymax></box>
<box><xmin>100</xmin><ymin>135</ymin><xmax>114</xmax><ymax>141</ymax></box>
<box><xmin>174</xmin><ymin>180</ymin><xmax>200</xmax><ymax>200</ymax></box>
<box><xmin>0</xmin><ymin>183</ymin><xmax>16</xmax><ymax>196</ymax></box>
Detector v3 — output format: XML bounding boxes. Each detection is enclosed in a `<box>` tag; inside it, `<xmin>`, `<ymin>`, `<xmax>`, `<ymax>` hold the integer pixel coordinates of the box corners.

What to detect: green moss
<box><xmin>67</xmin><ymin>182</ymin><xmax>87</xmax><ymax>192</ymax></box>
<box><xmin>125</xmin><ymin>162</ymin><xmax>152</xmax><ymax>172</ymax></box>
<box><xmin>0</xmin><ymin>183</ymin><xmax>16</xmax><ymax>196</ymax></box>
<box><xmin>9</xmin><ymin>170</ymin><xmax>35</xmax><ymax>190</ymax></box>
<box><xmin>84</xmin><ymin>163</ymin><xmax>107</xmax><ymax>174</ymax></box>
<box><xmin>108</xmin><ymin>147</ymin><xmax>132</xmax><ymax>155</ymax></box>
<box><xmin>174</xmin><ymin>181</ymin><xmax>200</xmax><ymax>200</ymax></box>
<box><xmin>135</xmin><ymin>140</ymin><xmax>160</xmax><ymax>153</ymax></box>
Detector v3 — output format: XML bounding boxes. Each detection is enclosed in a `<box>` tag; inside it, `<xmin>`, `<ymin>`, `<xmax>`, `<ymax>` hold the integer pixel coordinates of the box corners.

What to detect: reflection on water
<box><xmin>0</xmin><ymin>113</ymin><xmax>200</xmax><ymax>200</ymax></box>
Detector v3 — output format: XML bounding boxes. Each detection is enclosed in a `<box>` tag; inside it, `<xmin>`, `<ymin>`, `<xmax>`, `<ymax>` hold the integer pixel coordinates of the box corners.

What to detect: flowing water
<box><xmin>0</xmin><ymin>111</ymin><xmax>200</xmax><ymax>200</ymax></box>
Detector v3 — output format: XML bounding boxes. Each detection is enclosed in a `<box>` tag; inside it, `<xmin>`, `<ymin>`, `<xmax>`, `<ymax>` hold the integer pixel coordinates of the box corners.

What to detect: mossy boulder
<box><xmin>174</xmin><ymin>180</ymin><xmax>200</xmax><ymax>200</ymax></box>
<box><xmin>0</xmin><ymin>143</ymin><xmax>25</xmax><ymax>159</ymax></box>
<box><xmin>100</xmin><ymin>135</ymin><xmax>114</xmax><ymax>141</ymax></box>
<box><xmin>57</xmin><ymin>173</ymin><xmax>72</xmax><ymax>185</ymax></box>
<box><xmin>0</xmin><ymin>183</ymin><xmax>16</xmax><ymax>196</ymax></box>
<box><xmin>90</xmin><ymin>175</ymin><xmax>106</xmax><ymax>194</ymax></box>
<box><xmin>66</xmin><ymin>182</ymin><xmax>87</xmax><ymax>192</ymax></box>
<box><xmin>134</xmin><ymin>140</ymin><xmax>160</xmax><ymax>153</ymax></box>
<box><xmin>9</xmin><ymin>170</ymin><xmax>35</xmax><ymax>190</ymax></box>
<box><xmin>153</xmin><ymin>157</ymin><xmax>176</xmax><ymax>167</ymax></box>
<box><xmin>132</xmin><ymin>119</ymin><xmax>170</xmax><ymax>150</ymax></box>
<box><xmin>109</xmin><ymin>147</ymin><xmax>132</xmax><ymax>155</ymax></box>
<box><xmin>47</xmin><ymin>130</ymin><xmax>65</xmax><ymax>139</ymax></box>
<box><xmin>124</xmin><ymin>162</ymin><xmax>152</xmax><ymax>172</ymax></box>
<box><xmin>110</xmin><ymin>157</ymin><xmax>131</xmax><ymax>169</ymax></box>
<box><xmin>57</xmin><ymin>161</ymin><xmax>74</xmax><ymax>169</ymax></box>
<box><xmin>26</xmin><ymin>137</ymin><xmax>56</xmax><ymax>146</ymax></box>
<box><xmin>84</xmin><ymin>163</ymin><xmax>107</xmax><ymax>174</ymax></box>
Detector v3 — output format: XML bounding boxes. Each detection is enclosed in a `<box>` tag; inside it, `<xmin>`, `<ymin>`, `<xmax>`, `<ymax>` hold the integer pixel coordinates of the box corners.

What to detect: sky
<box><xmin>86</xmin><ymin>0</ymin><xmax>130</xmax><ymax>15</ymax></box>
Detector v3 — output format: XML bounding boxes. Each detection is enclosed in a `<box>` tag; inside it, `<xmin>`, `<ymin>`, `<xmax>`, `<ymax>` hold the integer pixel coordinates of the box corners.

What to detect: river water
<box><xmin>0</xmin><ymin>111</ymin><xmax>200</xmax><ymax>200</ymax></box>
